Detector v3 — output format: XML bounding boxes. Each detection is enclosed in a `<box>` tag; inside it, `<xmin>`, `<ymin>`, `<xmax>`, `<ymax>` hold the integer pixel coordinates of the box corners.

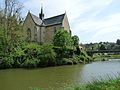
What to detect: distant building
<box><xmin>23</xmin><ymin>7</ymin><xmax>71</xmax><ymax>44</ymax></box>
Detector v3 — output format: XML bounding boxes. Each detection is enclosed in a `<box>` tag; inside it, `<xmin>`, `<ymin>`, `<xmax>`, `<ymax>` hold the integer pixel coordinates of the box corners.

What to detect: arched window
<box><xmin>27</xmin><ymin>28</ymin><xmax>31</xmax><ymax>41</ymax></box>
<box><xmin>34</xmin><ymin>26</ymin><xmax>37</xmax><ymax>42</ymax></box>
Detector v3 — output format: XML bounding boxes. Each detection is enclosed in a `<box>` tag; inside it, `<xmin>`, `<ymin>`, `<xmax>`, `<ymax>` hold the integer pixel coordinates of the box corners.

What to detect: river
<box><xmin>0</xmin><ymin>59</ymin><xmax>120</xmax><ymax>90</ymax></box>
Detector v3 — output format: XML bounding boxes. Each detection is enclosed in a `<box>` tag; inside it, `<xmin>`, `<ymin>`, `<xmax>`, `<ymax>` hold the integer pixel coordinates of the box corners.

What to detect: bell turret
<box><xmin>39</xmin><ymin>7</ymin><xmax>44</xmax><ymax>20</ymax></box>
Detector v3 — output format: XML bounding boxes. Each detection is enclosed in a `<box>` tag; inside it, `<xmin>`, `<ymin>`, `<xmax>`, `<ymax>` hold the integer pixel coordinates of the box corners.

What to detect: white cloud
<box><xmin>87</xmin><ymin>13</ymin><xmax>120</xmax><ymax>41</ymax></box>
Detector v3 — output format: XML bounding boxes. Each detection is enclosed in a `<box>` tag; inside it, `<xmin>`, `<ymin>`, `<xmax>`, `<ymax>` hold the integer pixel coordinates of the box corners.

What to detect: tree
<box><xmin>53</xmin><ymin>29</ymin><xmax>73</xmax><ymax>48</ymax></box>
<box><xmin>99</xmin><ymin>44</ymin><xmax>106</xmax><ymax>50</ymax></box>
<box><xmin>53</xmin><ymin>29</ymin><xmax>74</xmax><ymax>60</ymax></box>
<box><xmin>38</xmin><ymin>44</ymin><xmax>56</xmax><ymax>66</ymax></box>
<box><xmin>0</xmin><ymin>0</ymin><xmax>23</xmax><ymax>55</ymax></box>
<box><xmin>116</xmin><ymin>39</ymin><xmax>120</xmax><ymax>45</ymax></box>
<box><xmin>72</xmin><ymin>35</ymin><xmax>79</xmax><ymax>46</ymax></box>
<box><xmin>0</xmin><ymin>0</ymin><xmax>24</xmax><ymax>68</ymax></box>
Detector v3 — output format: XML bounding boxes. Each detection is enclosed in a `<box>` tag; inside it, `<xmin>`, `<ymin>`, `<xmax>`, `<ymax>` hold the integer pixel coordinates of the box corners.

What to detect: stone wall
<box><xmin>62</xmin><ymin>14</ymin><xmax>70</xmax><ymax>33</ymax></box>
<box><xmin>23</xmin><ymin>13</ymin><xmax>36</xmax><ymax>41</ymax></box>
<box><xmin>45</xmin><ymin>24</ymin><xmax>62</xmax><ymax>43</ymax></box>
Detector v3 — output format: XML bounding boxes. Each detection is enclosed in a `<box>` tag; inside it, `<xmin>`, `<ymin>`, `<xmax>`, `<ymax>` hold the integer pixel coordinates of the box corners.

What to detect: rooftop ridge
<box><xmin>29</xmin><ymin>12</ymin><xmax>65</xmax><ymax>20</ymax></box>
<box><xmin>29</xmin><ymin>12</ymin><xmax>65</xmax><ymax>26</ymax></box>
<box><xmin>44</xmin><ymin>13</ymin><xmax>65</xmax><ymax>20</ymax></box>
<box><xmin>29</xmin><ymin>12</ymin><xmax>42</xmax><ymax>25</ymax></box>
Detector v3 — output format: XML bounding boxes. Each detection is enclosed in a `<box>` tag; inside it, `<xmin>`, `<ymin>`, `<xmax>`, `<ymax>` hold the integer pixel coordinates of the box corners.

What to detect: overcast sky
<box><xmin>1</xmin><ymin>0</ymin><xmax>120</xmax><ymax>44</ymax></box>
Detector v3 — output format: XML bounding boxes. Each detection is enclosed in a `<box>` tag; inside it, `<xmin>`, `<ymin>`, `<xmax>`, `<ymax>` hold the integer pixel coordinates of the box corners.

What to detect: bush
<box><xmin>0</xmin><ymin>40</ymin><xmax>92</xmax><ymax>69</ymax></box>
<box><xmin>23</xmin><ymin>58</ymin><xmax>38</xmax><ymax>68</ymax></box>
<box><xmin>79</xmin><ymin>50</ymin><xmax>93</xmax><ymax>63</ymax></box>
<box><xmin>70</xmin><ymin>56</ymin><xmax>79</xmax><ymax>64</ymax></box>
<box><xmin>0</xmin><ymin>55</ymin><xmax>14</xmax><ymax>69</ymax></box>
<box><xmin>53</xmin><ymin>29</ymin><xmax>73</xmax><ymax>48</ymax></box>
<box><xmin>62</xmin><ymin>58</ymin><xmax>73</xmax><ymax>65</ymax></box>
<box><xmin>38</xmin><ymin>44</ymin><xmax>56</xmax><ymax>67</ymax></box>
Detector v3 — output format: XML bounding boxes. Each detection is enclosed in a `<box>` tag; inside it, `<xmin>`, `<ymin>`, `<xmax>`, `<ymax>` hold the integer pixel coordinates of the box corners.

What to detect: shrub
<box><xmin>53</xmin><ymin>29</ymin><xmax>73</xmax><ymax>48</ymax></box>
<box><xmin>0</xmin><ymin>55</ymin><xmax>14</xmax><ymax>69</ymax></box>
<box><xmin>38</xmin><ymin>44</ymin><xmax>56</xmax><ymax>67</ymax></box>
<box><xmin>23</xmin><ymin>58</ymin><xmax>38</xmax><ymax>68</ymax></box>
<box><xmin>62</xmin><ymin>58</ymin><xmax>73</xmax><ymax>65</ymax></box>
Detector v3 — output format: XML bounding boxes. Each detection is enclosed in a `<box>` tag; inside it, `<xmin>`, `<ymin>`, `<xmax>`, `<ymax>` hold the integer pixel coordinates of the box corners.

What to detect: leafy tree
<box><xmin>113</xmin><ymin>45</ymin><xmax>120</xmax><ymax>50</ymax></box>
<box><xmin>38</xmin><ymin>44</ymin><xmax>56</xmax><ymax>67</ymax></box>
<box><xmin>53</xmin><ymin>29</ymin><xmax>74</xmax><ymax>60</ymax></box>
<box><xmin>23</xmin><ymin>43</ymin><xmax>56</xmax><ymax>67</ymax></box>
<box><xmin>116</xmin><ymin>39</ymin><xmax>120</xmax><ymax>45</ymax></box>
<box><xmin>99</xmin><ymin>44</ymin><xmax>106</xmax><ymax>50</ymax></box>
<box><xmin>0</xmin><ymin>0</ymin><xmax>23</xmax><ymax>56</ymax></box>
<box><xmin>53</xmin><ymin>29</ymin><xmax>73</xmax><ymax>48</ymax></box>
<box><xmin>72</xmin><ymin>35</ymin><xmax>79</xmax><ymax>46</ymax></box>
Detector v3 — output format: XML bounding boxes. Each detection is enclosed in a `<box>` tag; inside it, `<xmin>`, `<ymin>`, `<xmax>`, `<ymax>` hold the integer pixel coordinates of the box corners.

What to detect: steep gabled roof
<box><xmin>29</xmin><ymin>12</ymin><xmax>65</xmax><ymax>26</ymax></box>
<box><xmin>43</xmin><ymin>13</ymin><xmax>65</xmax><ymax>26</ymax></box>
<box><xmin>30</xmin><ymin>13</ymin><xmax>42</xmax><ymax>25</ymax></box>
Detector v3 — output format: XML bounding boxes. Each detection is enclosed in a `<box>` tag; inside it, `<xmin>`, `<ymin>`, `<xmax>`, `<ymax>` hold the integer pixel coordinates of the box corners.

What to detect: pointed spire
<box><xmin>27</xmin><ymin>9</ymin><xmax>30</xmax><ymax>13</ymax></box>
<box><xmin>39</xmin><ymin>6</ymin><xmax>44</xmax><ymax>20</ymax></box>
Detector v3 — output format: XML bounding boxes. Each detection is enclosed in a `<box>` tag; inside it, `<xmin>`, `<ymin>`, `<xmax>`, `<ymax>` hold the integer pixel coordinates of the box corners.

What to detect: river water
<box><xmin>0</xmin><ymin>59</ymin><xmax>120</xmax><ymax>90</ymax></box>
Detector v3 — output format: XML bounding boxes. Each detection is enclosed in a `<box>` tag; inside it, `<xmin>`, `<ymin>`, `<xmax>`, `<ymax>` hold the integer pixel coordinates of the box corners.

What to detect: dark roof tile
<box><xmin>30</xmin><ymin>13</ymin><xmax>42</xmax><ymax>25</ymax></box>
<box><xmin>29</xmin><ymin>13</ymin><xmax>65</xmax><ymax>26</ymax></box>
<box><xmin>43</xmin><ymin>14</ymin><xmax>65</xmax><ymax>26</ymax></box>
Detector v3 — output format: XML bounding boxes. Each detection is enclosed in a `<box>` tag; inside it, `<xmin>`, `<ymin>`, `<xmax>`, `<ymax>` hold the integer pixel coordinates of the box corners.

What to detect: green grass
<box><xmin>31</xmin><ymin>77</ymin><xmax>120</xmax><ymax>90</ymax></box>
<box><xmin>93</xmin><ymin>54</ymin><xmax>120</xmax><ymax>61</ymax></box>
<box><xmin>65</xmin><ymin>77</ymin><xmax>120</xmax><ymax>90</ymax></box>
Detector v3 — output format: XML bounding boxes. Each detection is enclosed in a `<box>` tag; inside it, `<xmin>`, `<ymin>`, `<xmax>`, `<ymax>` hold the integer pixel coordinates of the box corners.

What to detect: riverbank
<box><xmin>0</xmin><ymin>46</ymin><xmax>93</xmax><ymax>69</ymax></box>
<box><xmin>66</xmin><ymin>76</ymin><xmax>120</xmax><ymax>90</ymax></box>
<box><xmin>33</xmin><ymin>76</ymin><xmax>120</xmax><ymax>90</ymax></box>
<box><xmin>93</xmin><ymin>54</ymin><xmax>120</xmax><ymax>61</ymax></box>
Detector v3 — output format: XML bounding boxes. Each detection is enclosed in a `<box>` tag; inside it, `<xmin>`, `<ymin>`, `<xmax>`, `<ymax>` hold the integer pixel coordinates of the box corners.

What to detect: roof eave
<box><xmin>45</xmin><ymin>22</ymin><xmax>62</xmax><ymax>27</ymax></box>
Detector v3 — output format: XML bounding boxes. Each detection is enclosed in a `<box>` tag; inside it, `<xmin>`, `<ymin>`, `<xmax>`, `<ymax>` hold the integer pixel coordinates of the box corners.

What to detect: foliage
<box><xmin>99</xmin><ymin>44</ymin><xmax>106</xmax><ymax>50</ymax></box>
<box><xmin>0</xmin><ymin>55</ymin><xmax>14</xmax><ymax>68</ymax></box>
<box><xmin>78</xmin><ymin>50</ymin><xmax>93</xmax><ymax>63</ymax></box>
<box><xmin>38</xmin><ymin>44</ymin><xmax>56</xmax><ymax>67</ymax></box>
<box><xmin>85</xmin><ymin>40</ymin><xmax>120</xmax><ymax>51</ymax></box>
<box><xmin>21</xmin><ymin>43</ymin><xmax>56</xmax><ymax>68</ymax></box>
<box><xmin>72</xmin><ymin>35</ymin><xmax>79</xmax><ymax>46</ymax></box>
<box><xmin>53</xmin><ymin>29</ymin><xmax>73</xmax><ymax>48</ymax></box>
<box><xmin>71</xmin><ymin>77</ymin><xmax>120</xmax><ymax>90</ymax></box>
<box><xmin>116</xmin><ymin>39</ymin><xmax>120</xmax><ymax>45</ymax></box>
<box><xmin>62</xmin><ymin>58</ymin><xmax>73</xmax><ymax>65</ymax></box>
<box><xmin>0</xmin><ymin>42</ymin><xmax>57</xmax><ymax>68</ymax></box>
<box><xmin>53</xmin><ymin>29</ymin><xmax>74</xmax><ymax>64</ymax></box>
<box><xmin>23</xmin><ymin>58</ymin><xmax>38</xmax><ymax>68</ymax></box>
<box><xmin>113</xmin><ymin>45</ymin><xmax>120</xmax><ymax>50</ymax></box>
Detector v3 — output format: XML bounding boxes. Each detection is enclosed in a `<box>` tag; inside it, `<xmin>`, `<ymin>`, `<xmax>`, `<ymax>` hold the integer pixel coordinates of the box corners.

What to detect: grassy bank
<box><xmin>93</xmin><ymin>54</ymin><xmax>120</xmax><ymax>61</ymax></box>
<box><xmin>32</xmin><ymin>77</ymin><xmax>120</xmax><ymax>90</ymax></box>
<box><xmin>66</xmin><ymin>77</ymin><xmax>120</xmax><ymax>90</ymax></box>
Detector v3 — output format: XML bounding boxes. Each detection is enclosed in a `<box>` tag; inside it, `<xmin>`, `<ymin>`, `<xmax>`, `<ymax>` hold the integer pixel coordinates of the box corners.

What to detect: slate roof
<box><xmin>30</xmin><ymin>13</ymin><xmax>42</xmax><ymax>25</ymax></box>
<box><xmin>30</xmin><ymin>12</ymin><xmax>65</xmax><ymax>26</ymax></box>
<box><xmin>43</xmin><ymin>14</ymin><xmax>65</xmax><ymax>26</ymax></box>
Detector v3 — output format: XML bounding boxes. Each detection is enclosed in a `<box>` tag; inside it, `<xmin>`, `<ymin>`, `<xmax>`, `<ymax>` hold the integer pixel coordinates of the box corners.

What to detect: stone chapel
<box><xmin>23</xmin><ymin>7</ymin><xmax>71</xmax><ymax>44</ymax></box>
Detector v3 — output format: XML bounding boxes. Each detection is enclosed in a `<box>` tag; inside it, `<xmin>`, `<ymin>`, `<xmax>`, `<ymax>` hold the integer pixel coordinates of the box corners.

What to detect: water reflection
<box><xmin>80</xmin><ymin>59</ymin><xmax>120</xmax><ymax>83</ymax></box>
